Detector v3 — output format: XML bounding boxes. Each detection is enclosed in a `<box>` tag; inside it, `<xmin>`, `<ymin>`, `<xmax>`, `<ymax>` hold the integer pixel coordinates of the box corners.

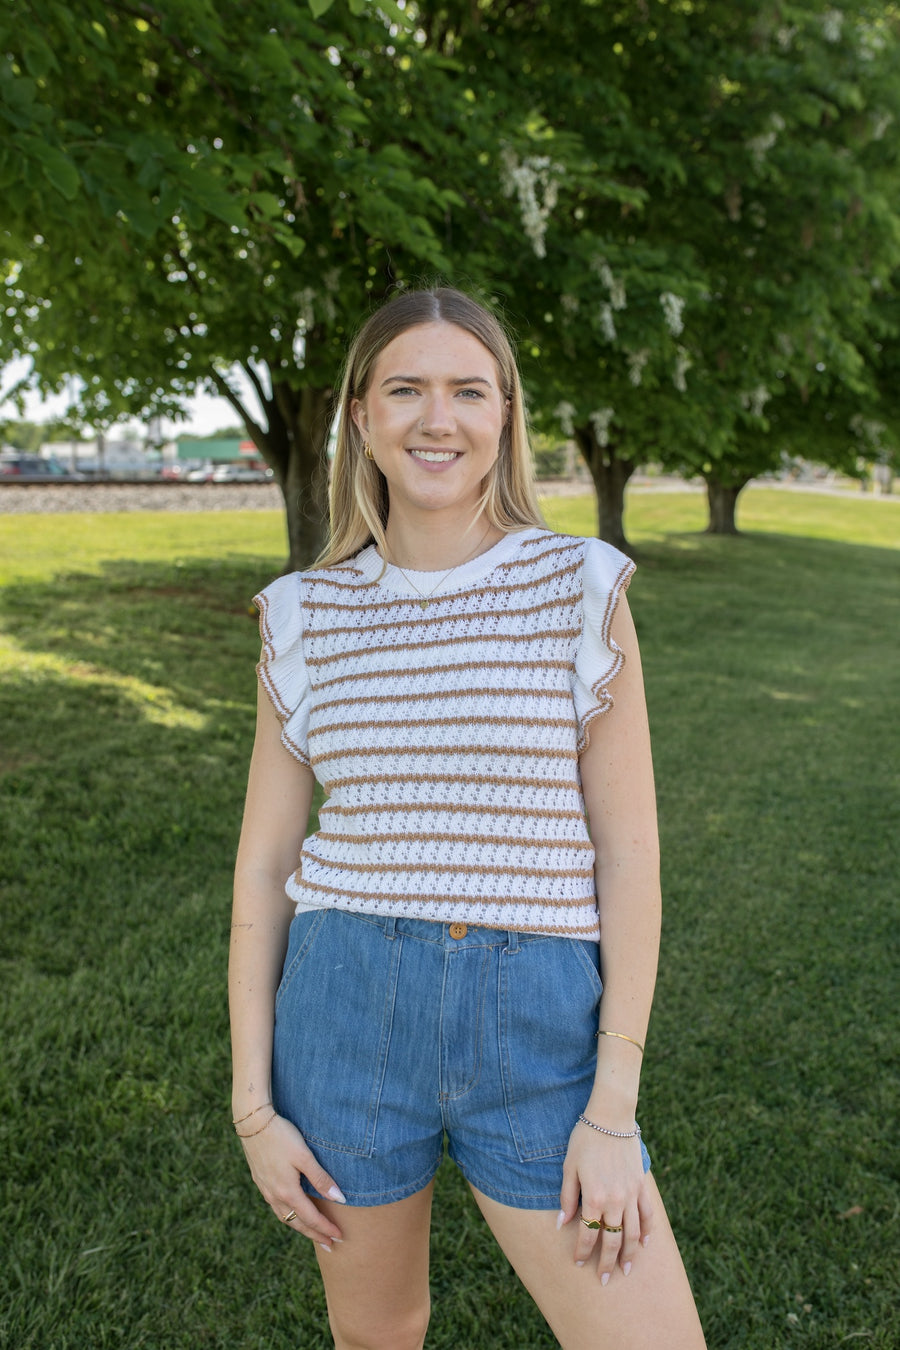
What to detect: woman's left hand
<box><xmin>558</xmin><ymin>1118</ymin><xmax>654</xmax><ymax>1283</ymax></box>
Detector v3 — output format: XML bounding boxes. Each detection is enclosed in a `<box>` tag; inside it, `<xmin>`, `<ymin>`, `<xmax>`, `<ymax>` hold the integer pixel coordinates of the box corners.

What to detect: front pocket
<box><xmin>272</xmin><ymin>911</ymin><xmax>402</xmax><ymax>1157</ymax></box>
<box><xmin>499</xmin><ymin>936</ymin><xmax>603</xmax><ymax>1161</ymax></box>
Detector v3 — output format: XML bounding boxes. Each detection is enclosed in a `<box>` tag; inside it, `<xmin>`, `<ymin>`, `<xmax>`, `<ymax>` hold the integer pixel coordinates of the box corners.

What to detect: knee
<box><xmin>331</xmin><ymin>1299</ymin><xmax>431</xmax><ymax>1350</ymax></box>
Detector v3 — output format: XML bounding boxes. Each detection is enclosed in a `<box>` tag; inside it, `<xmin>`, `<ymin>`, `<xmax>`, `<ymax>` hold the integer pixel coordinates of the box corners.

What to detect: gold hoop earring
<box><xmin>364</xmin><ymin>440</ymin><xmax>375</xmax><ymax>460</ymax></box>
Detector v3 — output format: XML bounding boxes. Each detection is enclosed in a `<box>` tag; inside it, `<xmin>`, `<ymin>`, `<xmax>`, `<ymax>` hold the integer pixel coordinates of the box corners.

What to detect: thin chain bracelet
<box><xmin>232</xmin><ymin>1100</ymin><xmax>273</xmax><ymax>1127</ymax></box>
<box><xmin>577</xmin><ymin>1114</ymin><xmax>642</xmax><ymax>1139</ymax></box>
<box><xmin>235</xmin><ymin>1111</ymin><xmax>276</xmax><ymax>1140</ymax></box>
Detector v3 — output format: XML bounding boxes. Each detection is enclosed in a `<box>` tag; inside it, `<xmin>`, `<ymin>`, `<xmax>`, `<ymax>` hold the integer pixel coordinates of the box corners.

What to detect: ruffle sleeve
<box><xmin>253</xmin><ymin>573</ymin><xmax>311</xmax><ymax>766</ymax></box>
<box><xmin>573</xmin><ymin>538</ymin><xmax>636</xmax><ymax>750</ymax></box>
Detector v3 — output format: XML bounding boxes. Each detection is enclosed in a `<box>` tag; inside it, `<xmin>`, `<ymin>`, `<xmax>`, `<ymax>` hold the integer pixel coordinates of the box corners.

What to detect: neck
<box><xmin>383</xmin><ymin>513</ymin><xmax>503</xmax><ymax>572</ymax></box>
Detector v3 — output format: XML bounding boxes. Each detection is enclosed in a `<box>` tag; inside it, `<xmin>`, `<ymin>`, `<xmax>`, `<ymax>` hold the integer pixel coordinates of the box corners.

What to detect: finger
<box><xmin>275</xmin><ymin>1193</ymin><xmax>343</xmax><ymax>1248</ymax></box>
<box><xmin>594</xmin><ymin>1219</ymin><xmax>625</xmax><ymax>1285</ymax></box>
<box><xmin>558</xmin><ymin>1167</ymin><xmax>581</xmax><ymax>1229</ymax></box>
<box><xmin>637</xmin><ymin>1180</ymin><xmax>655</xmax><ymax>1248</ymax></box>
<box><xmin>573</xmin><ymin>1211</ymin><xmax>603</xmax><ymax>1265</ymax></box>
<box><xmin>618</xmin><ymin>1202</ymin><xmax>642</xmax><ymax>1274</ymax></box>
<box><xmin>302</xmin><ymin>1154</ymin><xmax>348</xmax><ymax>1208</ymax></box>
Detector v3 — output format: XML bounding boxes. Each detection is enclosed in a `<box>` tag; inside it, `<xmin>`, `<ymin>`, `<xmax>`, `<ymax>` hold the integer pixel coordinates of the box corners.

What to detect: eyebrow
<box><xmin>379</xmin><ymin>374</ymin><xmax>494</xmax><ymax>389</ymax></box>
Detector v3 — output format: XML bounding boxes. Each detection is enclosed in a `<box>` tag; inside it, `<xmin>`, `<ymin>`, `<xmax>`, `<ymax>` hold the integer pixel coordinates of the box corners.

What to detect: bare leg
<box><xmin>470</xmin><ymin>1172</ymin><xmax>706</xmax><ymax>1350</ymax></box>
<box><xmin>310</xmin><ymin>1182</ymin><xmax>435</xmax><ymax>1350</ymax></box>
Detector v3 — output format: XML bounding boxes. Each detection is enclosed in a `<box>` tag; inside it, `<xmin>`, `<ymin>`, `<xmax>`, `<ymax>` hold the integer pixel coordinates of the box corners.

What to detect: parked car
<box><xmin>211</xmin><ymin>464</ymin><xmax>273</xmax><ymax>482</ymax></box>
<box><xmin>0</xmin><ymin>452</ymin><xmax>86</xmax><ymax>482</ymax></box>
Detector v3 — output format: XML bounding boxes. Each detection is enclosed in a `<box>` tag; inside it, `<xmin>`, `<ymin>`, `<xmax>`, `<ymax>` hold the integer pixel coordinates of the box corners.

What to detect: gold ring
<box><xmin>580</xmin><ymin>1216</ymin><xmax>603</xmax><ymax>1230</ymax></box>
<box><xmin>281</xmin><ymin>1209</ymin><xmax>298</xmax><ymax>1224</ymax></box>
<box><xmin>602</xmin><ymin>1222</ymin><xmax>624</xmax><ymax>1233</ymax></box>
<box><xmin>580</xmin><ymin>1216</ymin><xmax>624</xmax><ymax>1233</ymax></box>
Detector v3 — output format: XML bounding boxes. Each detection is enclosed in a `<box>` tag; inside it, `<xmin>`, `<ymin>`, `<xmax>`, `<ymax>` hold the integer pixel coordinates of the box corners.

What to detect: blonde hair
<box><xmin>316</xmin><ymin>287</ymin><xmax>544</xmax><ymax>568</ymax></box>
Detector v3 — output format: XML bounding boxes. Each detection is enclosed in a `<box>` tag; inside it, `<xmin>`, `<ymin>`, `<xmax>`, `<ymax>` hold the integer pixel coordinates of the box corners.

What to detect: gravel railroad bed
<box><xmin>0</xmin><ymin>481</ymin><xmax>285</xmax><ymax>514</ymax></box>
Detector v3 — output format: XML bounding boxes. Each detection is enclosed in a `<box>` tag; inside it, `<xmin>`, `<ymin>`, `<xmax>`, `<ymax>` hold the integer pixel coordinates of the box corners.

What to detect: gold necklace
<box><xmin>389</xmin><ymin>525</ymin><xmax>493</xmax><ymax>609</ymax></box>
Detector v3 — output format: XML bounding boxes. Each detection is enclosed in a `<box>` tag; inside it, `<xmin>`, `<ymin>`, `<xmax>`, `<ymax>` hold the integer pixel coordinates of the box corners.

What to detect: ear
<box><xmin>350</xmin><ymin>398</ymin><xmax>368</xmax><ymax>437</ymax></box>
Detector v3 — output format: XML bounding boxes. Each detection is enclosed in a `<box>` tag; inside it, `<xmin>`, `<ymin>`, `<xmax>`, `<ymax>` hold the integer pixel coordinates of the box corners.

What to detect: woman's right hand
<box><xmin>238</xmin><ymin>1112</ymin><xmax>347</xmax><ymax>1251</ymax></box>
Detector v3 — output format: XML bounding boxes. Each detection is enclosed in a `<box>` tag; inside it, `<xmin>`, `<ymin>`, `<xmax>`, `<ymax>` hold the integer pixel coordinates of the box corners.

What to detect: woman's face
<box><xmin>351</xmin><ymin>320</ymin><xmax>507</xmax><ymax>525</ymax></box>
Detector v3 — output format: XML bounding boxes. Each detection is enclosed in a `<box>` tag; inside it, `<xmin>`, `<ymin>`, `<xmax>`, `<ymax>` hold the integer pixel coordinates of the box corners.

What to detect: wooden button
<box><xmin>449</xmin><ymin>922</ymin><xmax>468</xmax><ymax>939</ymax></box>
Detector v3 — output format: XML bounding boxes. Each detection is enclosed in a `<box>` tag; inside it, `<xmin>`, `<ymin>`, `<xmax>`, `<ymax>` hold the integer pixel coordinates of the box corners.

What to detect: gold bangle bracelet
<box><xmin>596</xmin><ymin>1029</ymin><xmax>645</xmax><ymax>1054</ymax></box>
<box><xmin>232</xmin><ymin>1100</ymin><xmax>273</xmax><ymax>1126</ymax></box>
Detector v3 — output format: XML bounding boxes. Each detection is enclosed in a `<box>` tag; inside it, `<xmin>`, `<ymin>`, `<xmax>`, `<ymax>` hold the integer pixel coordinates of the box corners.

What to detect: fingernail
<box><xmin>623</xmin><ymin>1261</ymin><xmax>632</xmax><ymax>1277</ymax></box>
<box><xmin>556</xmin><ymin>1210</ymin><xmax>566</xmax><ymax>1231</ymax></box>
<box><xmin>601</xmin><ymin>1272</ymin><xmax>610</xmax><ymax>1287</ymax></box>
<box><xmin>642</xmin><ymin>1234</ymin><xmax>650</xmax><ymax>1248</ymax></box>
<box><xmin>327</xmin><ymin>1185</ymin><xmax>347</xmax><ymax>1203</ymax></box>
<box><xmin>576</xmin><ymin>1260</ymin><xmax>586</xmax><ymax>1268</ymax></box>
<box><xmin>319</xmin><ymin>1244</ymin><xmax>331</xmax><ymax>1253</ymax></box>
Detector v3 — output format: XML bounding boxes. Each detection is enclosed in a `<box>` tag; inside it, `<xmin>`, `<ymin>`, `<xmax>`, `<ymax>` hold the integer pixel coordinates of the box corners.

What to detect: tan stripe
<box><xmin>304</xmin><ymin>586</ymin><xmax>580</xmax><ymax>620</ymax></box>
<box><xmin>302</xmin><ymin>556</ymin><xmax>583</xmax><ymax>613</ymax></box>
<box><xmin>314</xmin><ymin>687</ymin><xmax>573</xmax><ymax>712</ymax></box>
<box><xmin>315</xmin><ymin>830</ymin><xmax>593</xmax><ymax>851</ymax></box>
<box><xmin>299</xmin><ymin>854</ymin><xmax>594</xmax><ymax>880</ymax></box>
<box><xmin>310</xmin><ymin>743</ymin><xmax>578</xmax><ymax>767</ymax></box>
<box><xmin>321</xmin><ymin>802</ymin><xmax>586</xmax><ymax>822</ymax></box>
<box><xmin>289</xmin><ymin>887</ymin><xmax>599</xmax><ymax>934</ymax></box>
<box><xmin>576</xmin><ymin>557</ymin><xmax>635</xmax><ymax>753</ymax></box>
<box><xmin>312</xmin><ymin>658</ymin><xmax>574</xmax><ymax>692</ymax></box>
<box><xmin>306</xmin><ymin>626</ymin><xmax>581</xmax><ymax>669</ymax></box>
<box><xmin>308</xmin><ymin>714</ymin><xmax>575</xmax><ymax>740</ymax></box>
<box><xmin>302</xmin><ymin>567</ymin><xmax>369</xmax><ymax>587</ymax></box>
<box><xmin>325</xmin><ymin>771</ymin><xmax>582</xmax><ymax>794</ymax></box>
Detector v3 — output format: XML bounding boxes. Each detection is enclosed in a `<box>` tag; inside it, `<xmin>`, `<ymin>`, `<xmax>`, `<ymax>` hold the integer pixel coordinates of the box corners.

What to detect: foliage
<box><xmin>458</xmin><ymin>1</ymin><xmax>900</xmax><ymax>536</ymax></box>
<box><xmin>0</xmin><ymin>0</ymin><xmax>464</xmax><ymax>565</ymax></box>
<box><xmin>3</xmin><ymin>1</ymin><xmax>900</xmax><ymax>557</ymax></box>
<box><xmin>0</xmin><ymin>493</ymin><xmax>898</xmax><ymax>1347</ymax></box>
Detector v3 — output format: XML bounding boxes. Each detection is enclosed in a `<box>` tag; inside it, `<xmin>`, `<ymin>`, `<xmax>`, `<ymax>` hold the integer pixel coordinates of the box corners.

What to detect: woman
<box><xmin>230</xmin><ymin>287</ymin><xmax>706</xmax><ymax>1349</ymax></box>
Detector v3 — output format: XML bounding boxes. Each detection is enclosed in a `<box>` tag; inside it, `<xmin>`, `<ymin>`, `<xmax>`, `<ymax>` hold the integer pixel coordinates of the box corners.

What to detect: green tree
<box><xmin>1</xmin><ymin>0</ymin><xmax>461</xmax><ymax>567</ymax></box>
<box><xmin>434</xmin><ymin>0</ymin><xmax>900</xmax><ymax>542</ymax></box>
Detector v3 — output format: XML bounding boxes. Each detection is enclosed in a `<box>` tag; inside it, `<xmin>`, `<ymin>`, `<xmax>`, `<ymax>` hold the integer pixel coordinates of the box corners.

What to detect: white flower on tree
<box><xmin>660</xmin><ymin>291</ymin><xmax>685</xmax><ymax>337</ymax></box>
<box><xmin>626</xmin><ymin>348</ymin><xmax>650</xmax><ymax>386</ymax></box>
<box><xmin>589</xmin><ymin>407</ymin><xmax>615</xmax><ymax>447</ymax></box>
<box><xmin>591</xmin><ymin>257</ymin><xmax>627</xmax><ymax>311</ymax></box>
<box><xmin>500</xmin><ymin>148</ymin><xmax>563</xmax><ymax>259</ymax></box>
<box><xmin>746</xmin><ymin>113</ymin><xmax>786</xmax><ymax>166</ymax></box>
<box><xmin>740</xmin><ymin>386</ymin><xmax>771</xmax><ymax>418</ymax></box>
<box><xmin>673</xmin><ymin>346</ymin><xmax>692</xmax><ymax>393</ymax></box>
<box><xmin>554</xmin><ymin>401</ymin><xmax>576</xmax><ymax>437</ymax></box>
<box><xmin>598</xmin><ymin>303</ymin><xmax>617</xmax><ymax>343</ymax></box>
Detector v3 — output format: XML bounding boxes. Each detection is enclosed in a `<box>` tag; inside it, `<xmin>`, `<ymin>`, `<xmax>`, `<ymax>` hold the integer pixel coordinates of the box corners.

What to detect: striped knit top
<box><xmin>254</xmin><ymin>528</ymin><xmax>635</xmax><ymax>941</ymax></box>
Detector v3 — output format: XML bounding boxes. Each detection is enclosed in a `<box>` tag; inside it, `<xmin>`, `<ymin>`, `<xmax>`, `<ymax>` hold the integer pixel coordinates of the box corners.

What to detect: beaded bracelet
<box><xmin>595</xmin><ymin>1029</ymin><xmax>645</xmax><ymax>1054</ymax></box>
<box><xmin>232</xmin><ymin>1100</ymin><xmax>273</xmax><ymax>1127</ymax></box>
<box><xmin>577</xmin><ymin>1114</ymin><xmax>642</xmax><ymax>1140</ymax></box>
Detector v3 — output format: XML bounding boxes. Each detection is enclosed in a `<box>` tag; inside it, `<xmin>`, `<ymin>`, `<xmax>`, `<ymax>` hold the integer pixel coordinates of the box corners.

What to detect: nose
<box><xmin>418</xmin><ymin>391</ymin><xmax>456</xmax><ymax>436</ymax></box>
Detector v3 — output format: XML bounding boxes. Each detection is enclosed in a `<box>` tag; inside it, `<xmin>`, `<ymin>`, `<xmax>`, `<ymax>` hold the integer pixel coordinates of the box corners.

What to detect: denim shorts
<box><xmin>272</xmin><ymin>908</ymin><xmax>651</xmax><ymax>1210</ymax></box>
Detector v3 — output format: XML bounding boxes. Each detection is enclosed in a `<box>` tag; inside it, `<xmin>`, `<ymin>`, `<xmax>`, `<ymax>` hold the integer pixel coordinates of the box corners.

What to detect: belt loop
<box><xmin>384</xmin><ymin>916</ymin><xmax>397</xmax><ymax>941</ymax></box>
<box><xmin>506</xmin><ymin>929</ymin><xmax>519</xmax><ymax>955</ymax></box>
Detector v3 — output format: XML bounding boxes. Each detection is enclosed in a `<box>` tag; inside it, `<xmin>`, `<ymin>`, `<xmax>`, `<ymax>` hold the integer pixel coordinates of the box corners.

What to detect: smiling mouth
<box><xmin>408</xmin><ymin>449</ymin><xmax>461</xmax><ymax>464</ymax></box>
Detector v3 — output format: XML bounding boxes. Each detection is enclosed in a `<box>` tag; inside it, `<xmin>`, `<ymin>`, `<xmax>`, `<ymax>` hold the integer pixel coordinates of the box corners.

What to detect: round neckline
<box><xmin>355</xmin><ymin>527</ymin><xmax>544</xmax><ymax>599</ymax></box>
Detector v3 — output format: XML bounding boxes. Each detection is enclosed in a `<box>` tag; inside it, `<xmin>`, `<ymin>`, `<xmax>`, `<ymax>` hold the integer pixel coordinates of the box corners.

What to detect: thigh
<box><xmin>312</xmin><ymin>1184</ymin><xmax>435</xmax><ymax>1350</ymax></box>
<box><xmin>470</xmin><ymin>1173</ymin><xmax>706</xmax><ymax>1350</ymax></box>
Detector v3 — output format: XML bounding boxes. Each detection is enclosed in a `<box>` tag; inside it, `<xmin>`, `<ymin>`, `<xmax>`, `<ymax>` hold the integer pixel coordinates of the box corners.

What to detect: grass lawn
<box><xmin>1</xmin><ymin>489</ymin><xmax>897</xmax><ymax>1348</ymax></box>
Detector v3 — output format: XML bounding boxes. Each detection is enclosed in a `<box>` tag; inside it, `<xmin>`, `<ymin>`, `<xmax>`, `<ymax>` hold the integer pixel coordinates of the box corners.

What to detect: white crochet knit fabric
<box><xmin>254</xmin><ymin>528</ymin><xmax>635</xmax><ymax>940</ymax></box>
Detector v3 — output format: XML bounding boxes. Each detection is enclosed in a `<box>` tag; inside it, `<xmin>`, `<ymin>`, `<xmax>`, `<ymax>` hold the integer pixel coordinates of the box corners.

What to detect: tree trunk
<box><xmin>573</xmin><ymin>425</ymin><xmax>636</xmax><ymax>552</ymax></box>
<box><xmin>704</xmin><ymin>480</ymin><xmax>745</xmax><ymax>534</ymax></box>
<box><xmin>214</xmin><ymin>362</ymin><xmax>332</xmax><ymax>572</ymax></box>
<box><xmin>278</xmin><ymin>383</ymin><xmax>332</xmax><ymax>572</ymax></box>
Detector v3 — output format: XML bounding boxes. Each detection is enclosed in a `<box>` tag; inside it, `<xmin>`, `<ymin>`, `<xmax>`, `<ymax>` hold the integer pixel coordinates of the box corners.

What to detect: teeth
<box><xmin>410</xmin><ymin>449</ymin><xmax>459</xmax><ymax>463</ymax></box>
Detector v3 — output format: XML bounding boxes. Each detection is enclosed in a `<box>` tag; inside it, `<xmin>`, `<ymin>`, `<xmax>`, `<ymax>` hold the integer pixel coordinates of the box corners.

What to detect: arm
<box><xmin>229</xmin><ymin>683</ymin><xmax>345</xmax><ymax>1247</ymax></box>
<box><xmin>559</xmin><ymin>595</ymin><xmax>660</xmax><ymax>1278</ymax></box>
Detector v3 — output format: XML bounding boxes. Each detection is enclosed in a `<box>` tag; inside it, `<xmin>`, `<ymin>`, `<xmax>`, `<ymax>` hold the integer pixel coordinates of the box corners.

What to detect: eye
<box><xmin>388</xmin><ymin>385</ymin><xmax>419</xmax><ymax>397</ymax></box>
<box><xmin>457</xmin><ymin>387</ymin><xmax>486</xmax><ymax>399</ymax></box>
